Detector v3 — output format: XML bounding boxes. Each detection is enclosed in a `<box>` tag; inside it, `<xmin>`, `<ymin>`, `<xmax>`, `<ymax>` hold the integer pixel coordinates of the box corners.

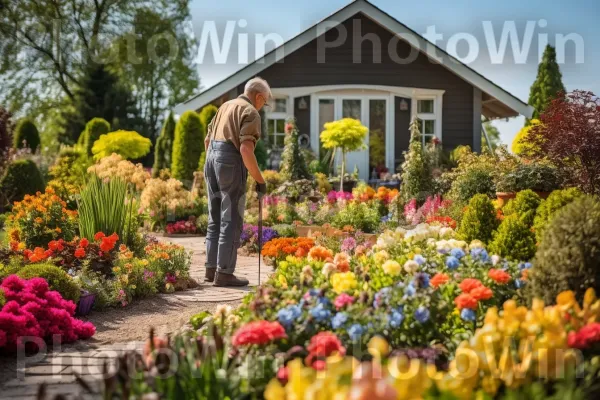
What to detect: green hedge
<box><xmin>153</xmin><ymin>112</ymin><xmax>176</xmax><ymax>177</ymax></box>
<box><xmin>457</xmin><ymin>194</ymin><xmax>498</xmax><ymax>244</ymax></box>
<box><xmin>13</xmin><ymin>118</ymin><xmax>40</xmax><ymax>152</ymax></box>
<box><xmin>79</xmin><ymin>118</ymin><xmax>111</xmax><ymax>156</ymax></box>
<box><xmin>488</xmin><ymin>214</ymin><xmax>536</xmax><ymax>261</ymax></box>
<box><xmin>172</xmin><ymin>111</ymin><xmax>203</xmax><ymax>186</ymax></box>
<box><xmin>533</xmin><ymin>188</ymin><xmax>582</xmax><ymax>242</ymax></box>
<box><xmin>0</xmin><ymin>159</ymin><xmax>45</xmax><ymax>207</ymax></box>
<box><xmin>502</xmin><ymin>189</ymin><xmax>541</xmax><ymax>228</ymax></box>
<box><xmin>18</xmin><ymin>263</ymin><xmax>81</xmax><ymax>303</ymax></box>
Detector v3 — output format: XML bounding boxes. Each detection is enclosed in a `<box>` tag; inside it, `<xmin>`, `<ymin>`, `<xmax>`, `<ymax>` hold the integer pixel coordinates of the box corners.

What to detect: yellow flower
<box><xmin>382</xmin><ymin>260</ymin><xmax>401</xmax><ymax>276</ymax></box>
<box><xmin>368</xmin><ymin>336</ymin><xmax>390</xmax><ymax>358</ymax></box>
<box><xmin>264</xmin><ymin>379</ymin><xmax>285</xmax><ymax>400</ymax></box>
<box><xmin>279</xmin><ymin>274</ymin><xmax>288</xmax><ymax>289</ymax></box>
<box><xmin>330</xmin><ymin>272</ymin><xmax>358</xmax><ymax>294</ymax></box>
<box><xmin>373</xmin><ymin>250</ymin><xmax>389</xmax><ymax>264</ymax></box>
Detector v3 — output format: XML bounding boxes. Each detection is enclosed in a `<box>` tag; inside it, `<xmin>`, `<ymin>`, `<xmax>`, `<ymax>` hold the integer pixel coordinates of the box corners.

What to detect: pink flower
<box><xmin>334</xmin><ymin>293</ymin><xmax>355</xmax><ymax>310</ymax></box>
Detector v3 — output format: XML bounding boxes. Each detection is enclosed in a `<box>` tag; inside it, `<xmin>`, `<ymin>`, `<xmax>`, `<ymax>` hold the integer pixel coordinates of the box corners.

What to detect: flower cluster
<box><xmin>326</xmin><ymin>190</ymin><xmax>353</xmax><ymax>203</ymax></box>
<box><xmin>166</xmin><ymin>219</ymin><xmax>198</xmax><ymax>235</ymax></box>
<box><xmin>231</xmin><ymin>320</ymin><xmax>287</xmax><ymax>347</ymax></box>
<box><xmin>240</xmin><ymin>224</ymin><xmax>279</xmax><ymax>249</ymax></box>
<box><xmin>261</xmin><ymin>237</ymin><xmax>315</xmax><ymax>260</ymax></box>
<box><xmin>87</xmin><ymin>153</ymin><xmax>150</xmax><ymax>191</ymax></box>
<box><xmin>139</xmin><ymin>178</ymin><xmax>193</xmax><ymax>226</ymax></box>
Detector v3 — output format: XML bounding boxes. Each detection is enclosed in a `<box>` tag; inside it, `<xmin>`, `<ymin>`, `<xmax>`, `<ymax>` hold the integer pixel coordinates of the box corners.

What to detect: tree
<box><xmin>320</xmin><ymin>118</ymin><xmax>368</xmax><ymax>190</ymax></box>
<box><xmin>400</xmin><ymin>118</ymin><xmax>432</xmax><ymax>202</ymax></box>
<box><xmin>91</xmin><ymin>130</ymin><xmax>152</xmax><ymax>160</ymax></box>
<box><xmin>13</xmin><ymin>118</ymin><xmax>40</xmax><ymax>152</ymax></box>
<box><xmin>280</xmin><ymin>119</ymin><xmax>311</xmax><ymax>181</ymax></box>
<box><xmin>0</xmin><ymin>105</ymin><xmax>14</xmax><ymax>152</ymax></box>
<box><xmin>529</xmin><ymin>90</ymin><xmax>600</xmax><ymax>195</ymax></box>
<box><xmin>527</xmin><ymin>45</ymin><xmax>566</xmax><ymax>123</ymax></box>
<box><xmin>153</xmin><ymin>112</ymin><xmax>176</xmax><ymax>177</ymax></box>
<box><xmin>482</xmin><ymin>121</ymin><xmax>501</xmax><ymax>150</ymax></box>
<box><xmin>172</xmin><ymin>111</ymin><xmax>202</xmax><ymax>186</ymax></box>
<box><xmin>199</xmin><ymin>105</ymin><xmax>218</xmax><ymax>142</ymax></box>
<box><xmin>512</xmin><ymin>119</ymin><xmax>542</xmax><ymax>157</ymax></box>
<box><xmin>58</xmin><ymin>62</ymin><xmax>141</xmax><ymax>144</ymax></box>
<box><xmin>79</xmin><ymin>118</ymin><xmax>111</xmax><ymax>156</ymax></box>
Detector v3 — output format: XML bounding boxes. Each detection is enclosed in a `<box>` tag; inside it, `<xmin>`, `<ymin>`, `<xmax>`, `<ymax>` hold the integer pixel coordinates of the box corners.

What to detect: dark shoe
<box><xmin>204</xmin><ymin>269</ymin><xmax>216</xmax><ymax>282</ymax></box>
<box><xmin>214</xmin><ymin>272</ymin><xmax>249</xmax><ymax>287</ymax></box>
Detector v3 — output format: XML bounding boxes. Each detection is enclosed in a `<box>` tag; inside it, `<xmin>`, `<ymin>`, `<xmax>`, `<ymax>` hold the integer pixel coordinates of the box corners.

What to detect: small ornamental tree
<box><xmin>401</xmin><ymin>118</ymin><xmax>432</xmax><ymax>202</ymax></box>
<box><xmin>0</xmin><ymin>105</ymin><xmax>14</xmax><ymax>152</ymax></box>
<box><xmin>13</xmin><ymin>118</ymin><xmax>40</xmax><ymax>153</ymax></box>
<box><xmin>152</xmin><ymin>112</ymin><xmax>176</xmax><ymax>177</ymax></box>
<box><xmin>529</xmin><ymin>90</ymin><xmax>600</xmax><ymax>195</ymax></box>
<box><xmin>172</xmin><ymin>110</ymin><xmax>203</xmax><ymax>186</ymax></box>
<box><xmin>527</xmin><ymin>45</ymin><xmax>566</xmax><ymax>123</ymax></box>
<box><xmin>320</xmin><ymin>118</ymin><xmax>367</xmax><ymax>190</ymax></box>
<box><xmin>199</xmin><ymin>105</ymin><xmax>218</xmax><ymax>142</ymax></box>
<box><xmin>79</xmin><ymin>118</ymin><xmax>111</xmax><ymax>156</ymax></box>
<box><xmin>91</xmin><ymin>130</ymin><xmax>152</xmax><ymax>160</ymax></box>
<box><xmin>512</xmin><ymin>119</ymin><xmax>542</xmax><ymax>157</ymax></box>
<box><xmin>457</xmin><ymin>194</ymin><xmax>498</xmax><ymax>244</ymax></box>
<box><xmin>280</xmin><ymin>119</ymin><xmax>310</xmax><ymax>181</ymax></box>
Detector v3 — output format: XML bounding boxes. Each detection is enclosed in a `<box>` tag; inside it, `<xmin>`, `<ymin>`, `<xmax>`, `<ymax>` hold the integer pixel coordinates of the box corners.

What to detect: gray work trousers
<box><xmin>204</xmin><ymin>141</ymin><xmax>247</xmax><ymax>274</ymax></box>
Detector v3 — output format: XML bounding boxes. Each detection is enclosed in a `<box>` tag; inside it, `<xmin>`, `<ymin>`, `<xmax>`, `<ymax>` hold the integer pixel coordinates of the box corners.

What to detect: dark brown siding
<box><xmin>394</xmin><ymin>97</ymin><xmax>412</xmax><ymax>168</ymax></box>
<box><xmin>294</xmin><ymin>96</ymin><xmax>311</xmax><ymax>139</ymax></box>
<box><xmin>259</xmin><ymin>13</ymin><xmax>474</xmax><ymax>150</ymax></box>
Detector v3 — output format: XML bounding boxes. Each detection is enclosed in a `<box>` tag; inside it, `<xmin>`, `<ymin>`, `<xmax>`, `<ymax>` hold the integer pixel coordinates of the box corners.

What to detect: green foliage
<box><xmin>47</xmin><ymin>147</ymin><xmax>91</xmax><ymax>200</ymax></box>
<box><xmin>80</xmin><ymin>118</ymin><xmax>111</xmax><ymax>156</ymax></box>
<box><xmin>512</xmin><ymin>119</ymin><xmax>543</xmax><ymax>156</ymax></box>
<box><xmin>481</xmin><ymin>121</ymin><xmax>501</xmax><ymax>150</ymax></box>
<box><xmin>254</xmin><ymin>139</ymin><xmax>269</xmax><ymax>170</ymax></box>
<box><xmin>450</xmin><ymin>167</ymin><xmax>495</xmax><ymax>204</ymax></box>
<box><xmin>496</xmin><ymin>160</ymin><xmax>561</xmax><ymax>193</ymax></box>
<box><xmin>0</xmin><ymin>262</ymin><xmax>22</xmax><ymax>282</ymax></box>
<box><xmin>530</xmin><ymin>196</ymin><xmax>600</xmax><ymax>303</ymax></box>
<box><xmin>18</xmin><ymin>263</ymin><xmax>81</xmax><ymax>303</ymax></box>
<box><xmin>458</xmin><ymin>194</ymin><xmax>498</xmax><ymax>244</ymax></box>
<box><xmin>78</xmin><ymin>175</ymin><xmax>135</xmax><ymax>245</ymax></box>
<box><xmin>280</xmin><ymin>120</ymin><xmax>310</xmax><ymax>180</ymax></box>
<box><xmin>199</xmin><ymin>105</ymin><xmax>218</xmax><ymax>140</ymax></box>
<box><xmin>0</xmin><ymin>159</ymin><xmax>45</xmax><ymax>209</ymax></box>
<box><xmin>331</xmin><ymin>202</ymin><xmax>380</xmax><ymax>233</ymax></box>
<box><xmin>0</xmin><ymin>286</ymin><xmax>4</xmax><ymax>307</ymax></box>
<box><xmin>13</xmin><ymin>118</ymin><xmax>40</xmax><ymax>152</ymax></box>
<box><xmin>502</xmin><ymin>190</ymin><xmax>541</xmax><ymax>228</ymax></box>
<box><xmin>153</xmin><ymin>112</ymin><xmax>176</xmax><ymax>177</ymax></box>
<box><xmin>401</xmin><ymin>118</ymin><xmax>432</xmax><ymax>202</ymax></box>
<box><xmin>196</xmin><ymin>214</ymin><xmax>209</xmax><ymax>235</ymax></box>
<box><xmin>172</xmin><ymin>111</ymin><xmax>203</xmax><ymax>186</ymax></box>
<box><xmin>272</xmin><ymin>224</ymin><xmax>298</xmax><ymax>238</ymax></box>
<box><xmin>92</xmin><ymin>130</ymin><xmax>151</xmax><ymax>161</ymax></box>
<box><xmin>0</xmin><ymin>106</ymin><xmax>14</xmax><ymax>152</ymax></box>
<box><xmin>527</xmin><ymin>45</ymin><xmax>566</xmax><ymax>123</ymax></box>
<box><xmin>533</xmin><ymin>188</ymin><xmax>582</xmax><ymax>242</ymax></box>
<box><xmin>488</xmin><ymin>214</ymin><xmax>536</xmax><ymax>261</ymax></box>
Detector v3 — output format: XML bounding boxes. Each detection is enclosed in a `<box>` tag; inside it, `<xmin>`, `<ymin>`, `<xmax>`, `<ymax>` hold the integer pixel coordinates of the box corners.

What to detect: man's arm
<box><xmin>240</xmin><ymin>141</ymin><xmax>265</xmax><ymax>184</ymax></box>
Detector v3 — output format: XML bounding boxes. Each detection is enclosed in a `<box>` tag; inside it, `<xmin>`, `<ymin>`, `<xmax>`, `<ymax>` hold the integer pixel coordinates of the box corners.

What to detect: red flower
<box><xmin>305</xmin><ymin>331</ymin><xmax>346</xmax><ymax>368</ymax></box>
<box><xmin>431</xmin><ymin>273</ymin><xmax>450</xmax><ymax>288</ymax></box>
<box><xmin>455</xmin><ymin>293</ymin><xmax>478</xmax><ymax>310</ymax></box>
<box><xmin>94</xmin><ymin>232</ymin><xmax>106</xmax><ymax>241</ymax></box>
<box><xmin>99</xmin><ymin>233</ymin><xmax>119</xmax><ymax>252</ymax></box>
<box><xmin>48</xmin><ymin>240</ymin><xmax>64</xmax><ymax>252</ymax></box>
<box><xmin>459</xmin><ymin>278</ymin><xmax>483</xmax><ymax>293</ymax></box>
<box><xmin>79</xmin><ymin>238</ymin><xmax>89</xmax><ymax>248</ymax></box>
<box><xmin>231</xmin><ymin>321</ymin><xmax>287</xmax><ymax>347</ymax></box>
<box><xmin>470</xmin><ymin>285</ymin><xmax>493</xmax><ymax>301</ymax></box>
<box><xmin>568</xmin><ymin>323</ymin><xmax>600</xmax><ymax>349</ymax></box>
<box><xmin>74</xmin><ymin>248</ymin><xmax>86</xmax><ymax>259</ymax></box>
<box><xmin>488</xmin><ymin>269</ymin><xmax>511</xmax><ymax>284</ymax></box>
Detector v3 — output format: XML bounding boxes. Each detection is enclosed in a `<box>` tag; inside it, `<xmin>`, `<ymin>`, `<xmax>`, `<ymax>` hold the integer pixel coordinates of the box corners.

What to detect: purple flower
<box><xmin>341</xmin><ymin>237</ymin><xmax>357</xmax><ymax>252</ymax></box>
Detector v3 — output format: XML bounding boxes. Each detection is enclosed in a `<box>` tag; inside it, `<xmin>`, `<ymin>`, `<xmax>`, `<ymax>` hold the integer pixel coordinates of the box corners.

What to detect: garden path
<box><xmin>0</xmin><ymin>236</ymin><xmax>271</xmax><ymax>400</ymax></box>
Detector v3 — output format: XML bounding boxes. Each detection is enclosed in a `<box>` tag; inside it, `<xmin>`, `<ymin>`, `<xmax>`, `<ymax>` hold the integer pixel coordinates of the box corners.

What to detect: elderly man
<box><xmin>203</xmin><ymin>77</ymin><xmax>269</xmax><ymax>287</ymax></box>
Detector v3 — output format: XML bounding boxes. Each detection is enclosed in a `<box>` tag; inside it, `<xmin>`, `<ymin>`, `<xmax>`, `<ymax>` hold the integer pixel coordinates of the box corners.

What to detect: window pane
<box><xmin>342</xmin><ymin>99</ymin><xmax>361</xmax><ymax>119</ymax></box>
<box><xmin>369</xmin><ymin>99</ymin><xmax>386</xmax><ymax>171</ymax></box>
<box><xmin>319</xmin><ymin>99</ymin><xmax>335</xmax><ymax>158</ymax></box>
<box><xmin>418</xmin><ymin>100</ymin><xmax>434</xmax><ymax>114</ymax></box>
<box><xmin>276</xmin><ymin>135</ymin><xmax>285</xmax><ymax>147</ymax></box>
<box><xmin>269</xmin><ymin>134</ymin><xmax>276</xmax><ymax>145</ymax></box>
<box><xmin>423</xmin><ymin>119</ymin><xmax>435</xmax><ymax>135</ymax></box>
<box><xmin>274</xmin><ymin>98</ymin><xmax>287</xmax><ymax>113</ymax></box>
<box><xmin>276</xmin><ymin>119</ymin><xmax>285</xmax><ymax>134</ymax></box>
<box><xmin>268</xmin><ymin>120</ymin><xmax>275</xmax><ymax>135</ymax></box>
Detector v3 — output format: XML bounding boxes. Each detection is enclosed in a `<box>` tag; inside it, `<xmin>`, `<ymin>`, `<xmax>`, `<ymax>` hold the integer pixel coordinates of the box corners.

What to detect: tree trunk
<box><xmin>340</xmin><ymin>150</ymin><xmax>346</xmax><ymax>191</ymax></box>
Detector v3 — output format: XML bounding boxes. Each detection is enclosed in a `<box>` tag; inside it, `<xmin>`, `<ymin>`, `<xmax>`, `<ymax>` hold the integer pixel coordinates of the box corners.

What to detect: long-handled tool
<box><xmin>258</xmin><ymin>194</ymin><xmax>263</xmax><ymax>286</ymax></box>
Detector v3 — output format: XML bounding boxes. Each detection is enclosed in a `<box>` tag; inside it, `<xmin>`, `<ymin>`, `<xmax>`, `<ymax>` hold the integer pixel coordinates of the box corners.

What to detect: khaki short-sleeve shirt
<box><xmin>206</xmin><ymin>95</ymin><xmax>261</xmax><ymax>150</ymax></box>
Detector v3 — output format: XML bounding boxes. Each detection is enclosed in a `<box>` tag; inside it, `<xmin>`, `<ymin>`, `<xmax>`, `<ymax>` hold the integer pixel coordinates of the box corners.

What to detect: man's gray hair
<box><xmin>244</xmin><ymin>77</ymin><xmax>272</xmax><ymax>102</ymax></box>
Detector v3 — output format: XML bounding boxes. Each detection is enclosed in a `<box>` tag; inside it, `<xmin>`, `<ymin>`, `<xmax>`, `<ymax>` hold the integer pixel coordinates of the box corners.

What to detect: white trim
<box><xmin>175</xmin><ymin>0</ymin><xmax>533</xmax><ymax>119</ymax></box>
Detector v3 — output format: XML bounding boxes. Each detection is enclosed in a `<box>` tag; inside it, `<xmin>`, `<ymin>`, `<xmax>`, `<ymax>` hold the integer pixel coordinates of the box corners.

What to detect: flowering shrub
<box><xmin>240</xmin><ymin>224</ymin><xmax>279</xmax><ymax>253</ymax></box>
<box><xmin>166</xmin><ymin>219</ymin><xmax>198</xmax><ymax>235</ymax></box>
<box><xmin>0</xmin><ymin>275</ymin><xmax>95</xmax><ymax>351</ymax></box>
<box><xmin>231</xmin><ymin>320</ymin><xmax>286</xmax><ymax>347</ymax></box>
<box><xmin>260</xmin><ymin>237</ymin><xmax>315</xmax><ymax>262</ymax></box>
<box><xmin>87</xmin><ymin>153</ymin><xmax>150</xmax><ymax>191</ymax></box>
<box><xmin>140</xmin><ymin>178</ymin><xmax>193</xmax><ymax>229</ymax></box>
<box><xmin>6</xmin><ymin>187</ymin><xmax>78</xmax><ymax>248</ymax></box>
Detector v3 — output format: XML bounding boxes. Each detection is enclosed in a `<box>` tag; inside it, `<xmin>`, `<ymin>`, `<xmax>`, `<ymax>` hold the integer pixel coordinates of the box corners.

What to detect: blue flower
<box><xmin>348</xmin><ymin>324</ymin><xmax>364</xmax><ymax>341</ymax></box>
<box><xmin>277</xmin><ymin>305</ymin><xmax>302</xmax><ymax>328</ymax></box>
<box><xmin>318</xmin><ymin>296</ymin><xmax>331</xmax><ymax>306</ymax></box>
<box><xmin>460</xmin><ymin>308</ymin><xmax>476</xmax><ymax>322</ymax></box>
<box><xmin>470</xmin><ymin>248</ymin><xmax>490</xmax><ymax>262</ymax></box>
<box><xmin>310</xmin><ymin>303</ymin><xmax>331</xmax><ymax>323</ymax></box>
<box><xmin>404</xmin><ymin>283</ymin><xmax>416</xmax><ymax>297</ymax></box>
<box><xmin>413</xmin><ymin>254</ymin><xmax>427</xmax><ymax>265</ymax></box>
<box><xmin>388</xmin><ymin>309</ymin><xmax>405</xmax><ymax>328</ymax></box>
<box><xmin>450</xmin><ymin>248</ymin><xmax>465</xmax><ymax>259</ymax></box>
<box><xmin>413</xmin><ymin>272</ymin><xmax>430</xmax><ymax>289</ymax></box>
<box><xmin>414</xmin><ymin>306</ymin><xmax>430</xmax><ymax>323</ymax></box>
<box><xmin>518</xmin><ymin>262</ymin><xmax>533</xmax><ymax>270</ymax></box>
<box><xmin>373</xmin><ymin>288</ymin><xmax>392</xmax><ymax>308</ymax></box>
<box><xmin>445</xmin><ymin>256</ymin><xmax>460</xmax><ymax>270</ymax></box>
<box><xmin>332</xmin><ymin>312</ymin><xmax>348</xmax><ymax>329</ymax></box>
<box><xmin>515</xmin><ymin>279</ymin><xmax>526</xmax><ymax>289</ymax></box>
<box><xmin>381</xmin><ymin>214</ymin><xmax>390</xmax><ymax>222</ymax></box>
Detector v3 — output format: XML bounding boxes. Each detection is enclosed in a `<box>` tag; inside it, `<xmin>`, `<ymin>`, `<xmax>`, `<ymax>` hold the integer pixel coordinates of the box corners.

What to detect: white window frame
<box><xmin>265</xmin><ymin>95</ymin><xmax>292</xmax><ymax>149</ymax></box>
<box><xmin>413</xmin><ymin>96</ymin><xmax>442</xmax><ymax>146</ymax></box>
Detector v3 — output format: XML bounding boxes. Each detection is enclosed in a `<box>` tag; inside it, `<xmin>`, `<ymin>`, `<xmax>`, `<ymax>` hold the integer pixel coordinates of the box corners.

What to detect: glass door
<box><xmin>369</xmin><ymin>99</ymin><xmax>387</xmax><ymax>178</ymax></box>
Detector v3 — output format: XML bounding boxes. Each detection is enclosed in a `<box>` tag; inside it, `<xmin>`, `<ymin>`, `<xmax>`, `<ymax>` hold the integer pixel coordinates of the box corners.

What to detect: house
<box><xmin>176</xmin><ymin>0</ymin><xmax>533</xmax><ymax>180</ymax></box>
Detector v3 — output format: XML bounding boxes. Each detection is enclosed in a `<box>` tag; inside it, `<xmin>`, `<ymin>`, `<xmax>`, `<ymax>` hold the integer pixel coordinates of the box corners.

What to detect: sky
<box><xmin>188</xmin><ymin>0</ymin><xmax>600</xmax><ymax>146</ymax></box>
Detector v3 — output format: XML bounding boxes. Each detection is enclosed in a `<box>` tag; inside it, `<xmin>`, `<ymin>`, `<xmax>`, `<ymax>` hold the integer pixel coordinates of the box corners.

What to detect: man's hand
<box><xmin>255</xmin><ymin>182</ymin><xmax>267</xmax><ymax>197</ymax></box>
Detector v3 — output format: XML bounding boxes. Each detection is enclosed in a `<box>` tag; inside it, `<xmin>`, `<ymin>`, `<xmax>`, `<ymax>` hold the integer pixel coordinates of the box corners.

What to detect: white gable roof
<box><xmin>176</xmin><ymin>0</ymin><xmax>533</xmax><ymax>119</ymax></box>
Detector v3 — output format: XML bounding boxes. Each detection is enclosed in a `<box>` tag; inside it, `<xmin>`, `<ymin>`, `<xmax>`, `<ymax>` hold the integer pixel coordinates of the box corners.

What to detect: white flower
<box><xmin>403</xmin><ymin>260</ymin><xmax>419</xmax><ymax>274</ymax></box>
<box><xmin>214</xmin><ymin>304</ymin><xmax>232</xmax><ymax>320</ymax></box>
<box><xmin>469</xmin><ymin>240</ymin><xmax>485</xmax><ymax>250</ymax></box>
<box><xmin>491</xmin><ymin>255</ymin><xmax>501</xmax><ymax>266</ymax></box>
<box><xmin>322</xmin><ymin>262</ymin><xmax>336</xmax><ymax>277</ymax></box>
<box><xmin>439</xmin><ymin>227</ymin><xmax>454</xmax><ymax>238</ymax></box>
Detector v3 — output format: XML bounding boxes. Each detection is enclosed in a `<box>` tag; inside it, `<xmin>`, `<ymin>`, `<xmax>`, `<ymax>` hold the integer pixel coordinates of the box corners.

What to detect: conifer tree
<box><xmin>400</xmin><ymin>118</ymin><xmax>432</xmax><ymax>202</ymax></box>
<box><xmin>280</xmin><ymin>119</ymin><xmax>310</xmax><ymax>181</ymax></box>
<box><xmin>152</xmin><ymin>112</ymin><xmax>176</xmax><ymax>177</ymax></box>
<box><xmin>527</xmin><ymin>45</ymin><xmax>566</xmax><ymax>123</ymax></box>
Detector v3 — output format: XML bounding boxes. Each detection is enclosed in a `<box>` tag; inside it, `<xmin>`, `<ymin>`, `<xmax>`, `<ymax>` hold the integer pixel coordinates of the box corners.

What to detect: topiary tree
<box><xmin>533</xmin><ymin>187</ymin><xmax>582</xmax><ymax>242</ymax></box>
<box><xmin>512</xmin><ymin>119</ymin><xmax>542</xmax><ymax>157</ymax></box>
<box><xmin>91</xmin><ymin>130</ymin><xmax>152</xmax><ymax>161</ymax></box>
<box><xmin>79</xmin><ymin>118</ymin><xmax>111</xmax><ymax>156</ymax></box>
<box><xmin>280</xmin><ymin>119</ymin><xmax>310</xmax><ymax>181</ymax></box>
<box><xmin>502</xmin><ymin>189</ymin><xmax>541</xmax><ymax>228</ymax></box>
<box><xmin>320</xmin><ymin>118</ymin><xmax>367</xmax><ymax>191</ymax></box>
<box><xmin>199</xmin><ymin>105</ymin><xmax>218</xmax><ymax>141</ymax></box>
<box><xmin>529</xmin><ymin>196</ymin><xmax>600</xmax><ymax>304</ymax></box>
<box><xmin>488</xmin><ymin>214</ymin><xmax>536</xmax><ymax>261</ymax></box>
<box><xmin>401</xmin><ymin>118</ymin><xmax>432</xmax><ymax>202</ymax></box>
<box><xmin>458</xmin><ymin>194</ymin><xmax>498</xmax><ymax>244</ymax></box>
<box><xmin>152</xmin><ymin>112</ymin><xmax>176</xmax><ymax>177</ymax></box>
<box><xmin>527</xmin><ymin>45</ymin><xmax>566</xmax><ymax>123</ymax></box>
<box><xmin>0</xmin><ymin>159</ymin><xmax>45</xmax><ymax>209</ymax></box>
<box><xmin>13</xmin><ymin>118</ymin><xmax>40</xmax><ymax>153</ymax></box>
<box><xmin>172</xmin><ymin>110</ymin><xmax>203</xmax><ymax>186</ymax></box>
<box><xmin>17</xmin><ymin>263</ymin><xmax>81</xmax><ymax>303</ymax></box>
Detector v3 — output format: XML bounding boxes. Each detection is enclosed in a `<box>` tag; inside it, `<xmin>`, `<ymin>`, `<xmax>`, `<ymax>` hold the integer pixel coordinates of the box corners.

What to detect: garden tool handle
<box><xmin>258</xmin><ymin>195</ymin><xmax>263</xmax><ymax>286</ymax></box>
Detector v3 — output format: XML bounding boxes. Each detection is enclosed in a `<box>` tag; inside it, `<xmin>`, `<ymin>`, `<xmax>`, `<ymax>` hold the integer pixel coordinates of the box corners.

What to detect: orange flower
<box><xmin>295</xmin><ymin>247</ymin><xmax>308</xmax><ymax>257</ymax></box>
<box><xmin>459</xmin><ymin>278</ymin><xmax>483</xmax><ymax>293</ymax></box>
<box><xmin>455</xmin><ymin>293</ymin><xmax>478</xmax><ymax>310</ymax></box>
<box><xmin>308</xmin><ymin>245</ymin><xmax>334</xmax><ymax>261</ymax></box>
<box><xmin>488</xmin><ymin>269</ymin><xmax>511</xmax><ymax>284</ymax></box>
<box><xmin>9</xmin><ymin>241</ymin><xmax>20</xmax><ymax>251</ymax></box>
<box><xmin>430</xmin><ymin>273</ymin><xmax>450</xmax><ymax>288</ymax></box>
<box><xmin>521</xmin><ymin>269</ymin><xmax>529</xmax><ymax>281</ymax></box>
<box><xmin>79</xmin><ymin>238</ymin><xmax>89</xmax><ymax>248</ymax></box>
<box><xmin>34</xmin><ymin>217</ymin><xmax>43</xmax><ymax>224</ymax></box>
<box><xmin>74</xmin><ymin>247</ymin><xmax>86</xmax><ymax>259</ymax></box>
<box><xmin>333</xmin><ymin>252</ymin><xmax>350</xmax><ymax>272</ymax></box>
<box><xmin>48</xmin><ymin>240</ymin><xmax>64</xmax><ymax>252</ymax></box>
<box><xmin>470</xmin><ymin>285</ymin><xmax>493</xmax><ymax>301</ymax></box>
<box><xmin>94</xmin><ymin>232</ymin><xmax>106</xmax><ymax>241</ymax></box>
